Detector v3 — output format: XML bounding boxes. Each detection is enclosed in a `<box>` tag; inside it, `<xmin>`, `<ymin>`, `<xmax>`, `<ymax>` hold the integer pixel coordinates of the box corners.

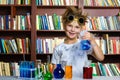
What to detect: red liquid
<box><xmin>83</xmin><ymin>67</ymin><xmax>93</xmax><ymax>79</ymax></box>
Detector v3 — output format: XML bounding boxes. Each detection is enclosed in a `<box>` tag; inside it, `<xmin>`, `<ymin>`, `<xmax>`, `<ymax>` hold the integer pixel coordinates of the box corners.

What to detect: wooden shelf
<box><xmin>0</xmin><ymin>54</ymin><xmax>31</xmax><ymax>62</ymax></box>
<box><xmin>88</xmin><ymin>54</ymin><xmax>120</xmax><ymax>63</ymax></box>
<box><xmin>14</xmin><ymin>5</ymin><xmax>31</xmax><ymax>6</ymax></box>
<box><xmin>36</xmin><ymin>54</ymin><xmax>52</xmax><ymax>63</ymax></box>
<box><xmin>89</xmin><ymin>30</ymin><xmax>120</xmax><ymax>32</ymax></box>
<box><xmin>36</xmin><ymin>30</ymin><xmax>120</xmax><ymax>37</ymax></box>
<box><xmin>36</xmin><ymin>54</ymin><xmax>120</xmax><ymax>63</ymax></box>
<box><xmin>37</xmin><ymin>5</ymin><xmax>78</xmax><ymax>8</ymax></box>
<box><xmin>37</xmin><ymin>30</ymin><xmax>65</xmax><ymax>37</ymax></box>
<box><xmin>0</xmin><ymin>30</ymin><xmax>31</xmax><ymax>37</ymax></box>
<box><xmin>89</xmin><ymin>30</ymin><xmax>120</xmax><ymax>36</ymax></box>
<box><xmin>0</xmin><ymin>6</ymin><xmax>11</xmax><ymax>14</ymax></box>
<box><xmin>84</xmin><ymin>6</ymin><xmax>120</xmax><ymax>9</ymax></box>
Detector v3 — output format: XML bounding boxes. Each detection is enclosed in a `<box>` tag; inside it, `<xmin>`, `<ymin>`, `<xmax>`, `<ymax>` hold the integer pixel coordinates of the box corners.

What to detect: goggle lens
<box><xmin>68</xmin><ymin>15</ymin><xmax>74</xmax><ymax>21</ymax></box>
<box><xmin>67</xmin><ymin>15</ymin><xmax>85</xmax><ymax>25</ymax></box>
<box><xmin>79</xmin><ymin>18</ymin><xmax>84</xmax><ymax>24</ymax></box>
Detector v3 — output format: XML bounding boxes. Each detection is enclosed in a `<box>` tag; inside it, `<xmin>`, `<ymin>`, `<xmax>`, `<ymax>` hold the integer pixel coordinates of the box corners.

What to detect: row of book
<box><xmin>0</xmin><ymin>0</ymin><xmax>31</xmax><ymax>5</ymax></box>
<box><xmin>36</xmin><ymin>13</ymin><xmax>120</xmax><ymax>30</ymax></box>
<box><xmin>1</xmin><ymin>13</ymin><xmax>120</xmax><ymax>31</ymax></box>
<box><xmin>36</xmin><ymin>14</ymin><xmax>63</xmax><ymax>30</ymax></box>
<box><xmin>0</xmin><ymin>62</ymin><xmax>19</xmax><ymax>76</ymax></box>
<box><xmin>0</xmin><ymin>61</ymin><xmax>120</xmax><ymax>77</ymax></box>
<box><xmin>36</xmin><ymin>35</ymin><xmax>120</xmax><ymax>54</ymax></box>
<box><xmin>84</xmin><ymin>0</ymin><xmax>120</xmax><ymax>6</ymax></box>
<box><xmin>96</xmin><ymin>34</ymin><xmax>120</xmax><ymax>54</ymax></box>
<box><xmin>36</xmin><ymin>37</ymin><xmax>64</xmax><ymax>54</ymax></box>
<box><xmin>0</xmin><ymin>61</ymin><xmax>52</xmax><ymax>78</ymax></box>
<box><xmin>1</xmin><ymin>35</ymin><xmax>119</xmax><ymax>54</ymax></box>
<box><xmin>36</xmin><ymin>0</ymin><xmax>77</xmax><ymax>6</ymax></box>
<box><xmin>86</xmin><ymin>16</ymin><xmax>120</xmax><ymax>30</ymax></box>
<box><xmin>92</xmin><ymin>62</ymin><xmax>120</xmax><ymax>76</ymax></box>
<box><xmin>34</xmin><ymin>13</ymin><xmax>70</xmax><ymax>30</ymax></box>
<box><xmin>0</xmin><ymin>38</ymin><xmax>30</xmax><ymax>54</ymax></box>
<box><xmin>0</xmin><ymin>13</ymin><xmax>31</xmax><ymax>30</ymax></box>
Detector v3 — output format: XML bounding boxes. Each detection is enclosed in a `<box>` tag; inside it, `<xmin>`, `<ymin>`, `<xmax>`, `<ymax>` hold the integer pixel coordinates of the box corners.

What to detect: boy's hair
<box><xmin>62</xmin><ymin>7</ymin><xmax>88</xmax><ymax>29</ymax></box>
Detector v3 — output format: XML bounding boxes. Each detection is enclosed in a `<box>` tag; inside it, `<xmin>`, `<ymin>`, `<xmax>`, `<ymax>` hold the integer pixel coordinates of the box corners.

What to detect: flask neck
<box><xmin>56</xmin><ymin>64</ymin><xmax>62</xmax><ymax>68</ymax></box>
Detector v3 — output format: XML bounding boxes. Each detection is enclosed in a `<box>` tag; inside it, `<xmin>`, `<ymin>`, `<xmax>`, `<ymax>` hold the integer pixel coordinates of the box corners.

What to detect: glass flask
<box><xmin>44</xmin><ymin>71</ymin><xmax>53</xmax><ymax>80</ymax></box>
<box><xmin>80</xmin><ymin>30</ymin><xmax>91</xmax><ymax>50</ymax></box>
<box><xmin>53</xmin><ymin>64</ymin><xmax>65</xmax><ymax>79</ymax></box>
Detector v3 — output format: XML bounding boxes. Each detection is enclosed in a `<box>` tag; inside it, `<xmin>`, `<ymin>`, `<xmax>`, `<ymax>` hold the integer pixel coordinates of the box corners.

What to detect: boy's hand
<box><xmin>81</xmin><ymin>31</ymin><xmax>95</xmax><ymax>42</ymax></box>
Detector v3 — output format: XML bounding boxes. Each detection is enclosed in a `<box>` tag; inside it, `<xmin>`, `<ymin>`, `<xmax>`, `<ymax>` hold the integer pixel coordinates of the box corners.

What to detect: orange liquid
<box><xmin>65</xmin><ymin>66</ymin><xmax>72</xmax><ymax>79</ymax></box>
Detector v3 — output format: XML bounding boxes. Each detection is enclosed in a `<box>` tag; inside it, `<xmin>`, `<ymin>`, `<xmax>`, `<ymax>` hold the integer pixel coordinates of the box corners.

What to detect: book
<box><xmin>0</xmin><ymin>62</ymin><xmax>2</xmax><ymax>76</ymax></box>
<box><xmin>103</xmin><ymin>34</ymin><xmax>110</xmax><ymax>54</ymax></box>
<box><xmin>95</xmin><ymin>63</ymin><xmax>101</xmax><ymax>76</ymax></box>
<box><xmin>48</xmin><ymin>15</ymin><xmax>54</xmax><ymax>30</ymax></box>
<box><xmin>97</xmin><ymin>62</ymin><xmax>107</xmax><ymax>76</ymax></box>
<box><xmin>1</xmin><ymin>39</ymin><xmax>6</xmax><ymax>53</ymax></box>
<box><xmin>52</xmin><ymin>13</ymin><xmax>59</xmax><ymax>30</ymax></box>
<box><xmin>106</xmin><ymin>64</ymin><xmax>114</xmax><ymax>76</ymax></box>
<box><xmin>110</xmin><ymin>64</ymin><xmax>119</xmax><ymax>76</ymax></box>
<box><xmin>4</xmin><ymin>40</ymin><xmax>13</xmax><ymax>53</ymax></box>
<box><xmin>104</xmin><ymin>64</ymin><xmax>112</xmax><ymax>76</ymax></box>
<box><xmin>26</xmin><ymin>13</ymin><xmax>31</xmax><ymax>30</ymax></box>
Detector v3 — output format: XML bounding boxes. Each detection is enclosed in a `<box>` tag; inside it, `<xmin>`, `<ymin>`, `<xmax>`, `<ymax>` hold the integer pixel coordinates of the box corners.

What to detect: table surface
<box><xmin>0</xmin><ymin>76</ymin><xmax>120</xmax><ymax>80</ymax></box>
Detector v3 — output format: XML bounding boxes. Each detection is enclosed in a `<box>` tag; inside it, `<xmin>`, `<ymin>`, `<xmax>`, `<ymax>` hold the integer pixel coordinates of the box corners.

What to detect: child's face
<box><xmin>65</xmin><ymin>20</ymin><xmax>82</xmax><ymax>39</ymax></box>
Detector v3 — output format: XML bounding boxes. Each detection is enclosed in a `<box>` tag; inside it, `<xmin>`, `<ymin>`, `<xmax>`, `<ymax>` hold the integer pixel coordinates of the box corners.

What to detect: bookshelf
<box><xmin>82</xmin><ymin>0</ymin><xmax>120</xmax><ymax>64</ymax></box>
<box><xmin>0</xmin><ymin>0</ymin><xmax>120</xmax><ymax>72</ymax></box>
<box><xmin>0</xmin><ymin>1</ymin><xmax>32</xmax><ymax>62</ymax></box>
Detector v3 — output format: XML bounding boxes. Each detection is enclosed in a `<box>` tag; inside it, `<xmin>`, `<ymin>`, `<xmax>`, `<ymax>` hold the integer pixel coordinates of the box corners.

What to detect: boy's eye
<box><xmin>68</xmin><ymin>24</ymin><xmax>72</xmax><ymax>27</ymax></box>
<box><xmin>75</xmin><ymin>26</ymin><xmax>80</xmax><ymax>29</ymax></box>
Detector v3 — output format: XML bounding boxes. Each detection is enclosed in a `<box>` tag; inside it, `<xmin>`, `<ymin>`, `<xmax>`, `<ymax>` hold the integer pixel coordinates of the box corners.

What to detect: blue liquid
<box><xmin>80</xmin><ymin>40</ymin><xmax>91</xmax><ymax>50</ymax></box>
<box><xmin>53</xmin><ymin>64</ymin><xmax>65</xmax><ymax>79</ymax></box>
<box><xmin>19</xmin><ymin>61</ymin><xmax>35</xmax><ymax>78</ymax></box>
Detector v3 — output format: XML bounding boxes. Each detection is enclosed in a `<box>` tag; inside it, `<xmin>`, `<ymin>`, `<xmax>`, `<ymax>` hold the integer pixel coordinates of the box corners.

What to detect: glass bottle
<box><xmin>43</xmin><ymin>55</ymin><xmax>53</xmax><ymax>80</ymax></box>
<box><xmin>83</xmin><ymin>60</ymin><xmax>93</xmax><ymax>79</ymax></box>
<box><xmin>44</xmin><ymin>71</ymin><xmax>52</xmax><ymax>80</ymax></box>
<box><xmin>80</xmin><ymin>30</ymin><xmax>91</xmax><ymax>50</ymax></box>
<box><xmin>65</xmin><ymin>62</ymin><xmax>72</xmax><ymax>79</ymax></box>
<box><xmin>43</xmin><ymin>63</ymin><xmax>53</xmax><ymax>80</ymax></box>
<box><xmin>53</xmin><ymin>64</ymin><xmax>65</xmax><ymax>79</ymax></box>
<box><xmin>36</xmin><ymin>60</ymin><xmax>44</xmax><ymax>79</ymax></box>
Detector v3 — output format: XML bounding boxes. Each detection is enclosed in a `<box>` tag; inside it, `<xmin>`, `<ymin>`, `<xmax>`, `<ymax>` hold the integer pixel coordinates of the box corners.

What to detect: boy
<box><xmin>51</xmin><ymin>7</ymin><xmax>104</xmax><ymax>78</ymax></box>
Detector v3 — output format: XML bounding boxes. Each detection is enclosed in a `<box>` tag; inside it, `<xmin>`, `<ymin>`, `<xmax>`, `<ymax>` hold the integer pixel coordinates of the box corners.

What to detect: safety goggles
<box><xmin>67</xmin><ymin>15</ymin><xmax>86</xmax><ymax>25</ymax></box>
